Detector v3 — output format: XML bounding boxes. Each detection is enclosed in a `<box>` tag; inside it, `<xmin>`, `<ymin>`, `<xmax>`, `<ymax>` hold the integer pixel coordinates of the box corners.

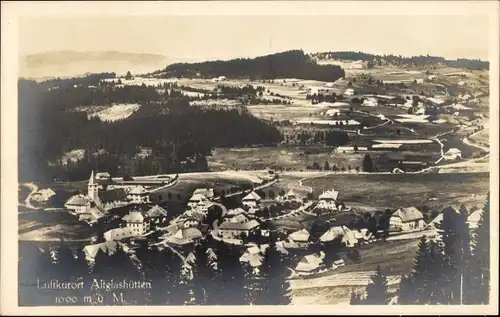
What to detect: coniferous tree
<box><xmin>362</xmin><ymin>154</ymin><xmax>375</xmax><ymax>172</ymax></box>
<box><xmin>257</xmin><ymin>243</ymin><xmax>291</xmax><ymax>305</ymax></box>
<box><xmin>397</xmin><ymin>274</ymin><xmax>416</xmax><ymax>304</ymax></box>
<box><xmin>364</xmin><ymin>265</ymin><xmax>389</xmax><ymax>305</ymax></box>
<box><xmin>467</xmin><ymin>193</ymin><xmax>490</xmax><ymax>304</ymax></box>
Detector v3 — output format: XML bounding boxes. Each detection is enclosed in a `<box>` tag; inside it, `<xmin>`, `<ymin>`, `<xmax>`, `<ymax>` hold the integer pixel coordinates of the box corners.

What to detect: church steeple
<box><xmin>88</xmin><ymin>170</ymin><xmax>100</xmax><ymax>205</ymax></box>
<box><xmin>89</xmin><ymin>170</ymin><xmax>95</xmax><ymax>185</ymax></box>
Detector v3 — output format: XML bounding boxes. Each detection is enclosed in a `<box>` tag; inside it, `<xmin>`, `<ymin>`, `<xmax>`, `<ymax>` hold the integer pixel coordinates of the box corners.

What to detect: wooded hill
<box><xmin>311</xmin><ymin>51</ymin><xmax>489</xmax><ymax>70</ymax></box>
<box><xmin>153</xmin><ymin>50</ymin><xmax>346</xmax><ymax>81</ymax></box>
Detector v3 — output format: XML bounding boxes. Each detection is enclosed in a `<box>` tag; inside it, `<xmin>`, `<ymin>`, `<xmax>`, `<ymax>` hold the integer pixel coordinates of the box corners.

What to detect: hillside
<box><xmin>310</xmin><ymin>51</ymin><xmax>489</xmax><ymax>70</ymax></box>
<box><xmin>154</xmin><ymin>50</ymin><xmax>346</xmax><ymax>82</ymax></box>
<box><xmin>20</xmin><ymin>50</ymin><xmax>170</xmax><ymax>79</ymax></box>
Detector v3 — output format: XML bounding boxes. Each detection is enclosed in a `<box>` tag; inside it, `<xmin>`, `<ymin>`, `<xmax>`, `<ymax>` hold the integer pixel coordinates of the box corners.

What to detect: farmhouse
<box><xmin>78</xmin><ymin>205</ymin><xmax>107</xmax><ymax>225</ymax></box>
<box><xmin>334</xmin><ymin>146</ymin><xmax>368</xmax><ymax>154</ymax></box>
<box><xmin>127</xmin><ymin>185</ymin><xmax>150</xmax><ymax>204</ymax></box>
<box><xmin>31</xmin><ymin>188</ymin><xmax>56</xmax><ymax>202</ymax></box>
<box><xmin>164</xmin><ymin>227</ymin><xmax>203</xmax><ymax>245</ymax></box>
<box><xmin>218</xmin><ymin>219</ymin><xmax>260</xmax><ymax>239</ymax></box>
<box><xmin>319</xmin><ymin>226</ymin><xmax>348</xmax><ymax>242</ymax></box>
<box><xmin>344</xmin><ymin>88</ymin><xmax>355</xmax><ymax>96</ymax></box>
<box><xmin>443</xmin><ymin>148</ymin><xmax>462</xmax><ymax>160</ymax></box>
<box><xmin>65</xmin><ymin>194</ymin><xmax>92</xmax><ymax>214</ymax></box>
<box><xmin>193</xmin><ymin>188</ymin><xmax>215</xmax><ymax>200</ymax></box>
<box><xmin>289</xmin><ymin>228</ymin><xmax>311</xmax><ymax>247</ymax></box>
<box><xmin>362</xmin><ymin>97</ymin><xmax>378</xmax><ymax>107</ymax></box>
<box><xmin>187</xmin><ymin>193</ymin><xmax>211</xmax><ymax>210</ymax></box>
<box><xmin>390</xmin><ymin>207</ymin><xmax>426</xmax><ymax>232</ymax></box>
<box><xmin>317</xmin><ymin>189</ymin><xmax>339</xmax><ymax>210</ymax></box>
<box><xmin>242</xmin><ymin>191</ymin><xmax>262</xmax><ymax>208</ymax></box>
<box><xmin>104</xmin><ymin>227</ymin><xmax>140</xmax><ymax>242</ymax></box>
<box><xmin>295</xmin><ymin>252</ymin><xmax>325</xmax><ymax>274</ymax></box>
<box><xmin>326</xmin><ymin>108</ymin><xmax>340</xmax><ymax>117</ymax></box>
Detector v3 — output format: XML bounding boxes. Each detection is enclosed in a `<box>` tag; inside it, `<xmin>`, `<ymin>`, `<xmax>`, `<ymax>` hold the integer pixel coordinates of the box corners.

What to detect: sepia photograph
<box><xmin>1</xmin><ymin>1</ymin><xmax>499</xmax><ymax>315</ymax></box>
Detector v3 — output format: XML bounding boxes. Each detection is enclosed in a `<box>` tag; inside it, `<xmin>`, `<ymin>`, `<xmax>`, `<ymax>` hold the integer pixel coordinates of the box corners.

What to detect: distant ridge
<box><xmin>20</xmin><ymin>50</ymin><xmax>170</xmax><ymax>79</ymax></box>
<box><xmin>309</xmin><ymin>51</ymin><xmax>489</xmax><ymax>70</ymax></box>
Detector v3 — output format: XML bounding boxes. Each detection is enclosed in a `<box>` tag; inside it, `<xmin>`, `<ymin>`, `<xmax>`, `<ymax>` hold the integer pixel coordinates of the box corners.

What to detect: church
<box><xmin>65</xmin><ymin>171</ymin><xmax>131</xmax><ymax>213</ymax></box>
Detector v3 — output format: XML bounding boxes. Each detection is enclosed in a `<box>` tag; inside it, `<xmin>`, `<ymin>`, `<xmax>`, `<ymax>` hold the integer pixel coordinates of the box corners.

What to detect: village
<box><xmin>16</xmin><ymin>49</ymin><xmax>491</xmax><ymax>306</ymax></box>
<box><xmin>23</xmin><ymin>166</ymin><xmax>482</xmax><ymax>280</ymax></box>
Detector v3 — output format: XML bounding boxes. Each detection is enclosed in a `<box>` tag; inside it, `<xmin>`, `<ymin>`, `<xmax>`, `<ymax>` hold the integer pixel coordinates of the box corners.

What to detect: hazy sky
<box><xmin>19</xmin><ymin>15</ymin><xmax>490</xmax><ymax>61</ymax></box>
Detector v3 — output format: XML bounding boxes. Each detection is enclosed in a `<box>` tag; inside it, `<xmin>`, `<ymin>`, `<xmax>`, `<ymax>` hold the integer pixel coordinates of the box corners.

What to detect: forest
<box><xmin>18</xmin><ymin>77</ymin><xmax>283</xmax><ymax>182</ymax></box>
<box><xmin>351</xmin><ymin>194</ymin><xmax>490</xmax><ymax>305</ymax></box>
<box><xmin>154</xmin><ymin>50</ymin><xmax>346</xmax><ymax>82</ymax></box>
<box><xmin>311</xmin><ymin>51</ymin><xmax>489</xmax><ymax>70</ymax></box>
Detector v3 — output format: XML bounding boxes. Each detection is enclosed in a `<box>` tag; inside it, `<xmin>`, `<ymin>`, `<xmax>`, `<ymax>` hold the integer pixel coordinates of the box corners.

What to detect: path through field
<box><xmin>19</xmin><ymin>182</ymin><xmax>39</xmax><ymax>210</ymax></box>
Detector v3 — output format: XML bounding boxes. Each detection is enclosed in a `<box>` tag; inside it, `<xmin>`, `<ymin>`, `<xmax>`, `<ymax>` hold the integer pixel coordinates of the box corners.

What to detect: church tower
<box><xmin>88</xmin><ymin>171</ymin><xmax>100</xmax><ymax>206</ymax></box>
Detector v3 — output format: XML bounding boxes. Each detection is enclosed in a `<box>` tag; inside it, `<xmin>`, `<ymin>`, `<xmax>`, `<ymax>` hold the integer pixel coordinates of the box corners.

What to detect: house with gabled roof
<box><xmin>78</xmin><ymin>205</ymin><xmax>107</xmax><ymax>225</ymax></box>
<box><xmin>289</xmin><ymin>228</ymin><xmax>311</xmax><ymax>247</ymax></box>
<box><xmin>127</xmin><ymin>185</ymin><xmax>150</xmax><ymax>204</ymax></box>
<box><xmin>218</xmin><ymin>219</ymin><xmax>260</xmax><ymax>239</ymax></box>
<box><xmin>65</xmin><ymin>194</ymin><xmax>92</xmax><ymax>214</ymax></box>
<box><xmin>319</xmin><ymin>226</ymin><xmax>348</xmax><ymax>242</ymax></box>
<box><xmin>295</xmin><ymin>252</ymin><xmax>325</xmax><ymax>273</ymax></box>
<box><xmin>242</xmin><ymin>191</ymin><xmax>262</xmax><ymax>208</ymax></box>
<box><xmin>122</xmin><ymin>211</ymin><xmax>150</xmax><ymax>235</ymax></box>
<box><xmin>317</xmin><ymin>189</ymin><xmax>340</xmax><ymax>211</ymax></box>
<box><xmin>390</xmin><ymin>207</ymin><xmax>425</xmax><ymax>231</ymax></box>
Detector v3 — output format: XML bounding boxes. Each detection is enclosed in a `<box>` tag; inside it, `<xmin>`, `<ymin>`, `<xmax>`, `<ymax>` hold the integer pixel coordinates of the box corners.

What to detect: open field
<box><xmin>208</xmin><ymin>146</ymin><xmax>441</xmax><ymax>173</ymax></box>
<box><xmin>290</xmin><ymin>238</ymin><xmax>420</xmax><ymax>304</ymax></box>
<box><xmin>18</xmin><ymin>210</ymin><xmax>94</xmax><ymax>241</ymax></box>
<box><xmin>300</xmin><ymin>172</ymin><xmax>489</xmax><ymax>210</ymax></box>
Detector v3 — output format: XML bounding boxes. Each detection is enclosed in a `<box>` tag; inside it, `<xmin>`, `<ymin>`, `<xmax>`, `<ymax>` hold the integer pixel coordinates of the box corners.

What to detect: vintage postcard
<box><xmin>1</xmin><ymin>1</ymin><xmax>499</xmax><ymax>315</ymax></box>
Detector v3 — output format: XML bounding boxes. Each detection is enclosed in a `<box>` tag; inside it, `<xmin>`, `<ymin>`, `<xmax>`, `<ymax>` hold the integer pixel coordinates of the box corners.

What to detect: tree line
<box><xmin>156</xmin><ymin>50</ymin><xmax>346</xmax><ymax>82</ymax></box>
<box><xmin>19</xmin><ymin>236</ymin><xmax>292</xmax><ymax>306</ymax></box>
<box><xmin>351</xmin><ymin>193</ymin><xmax>490</xmax><ymax>305</ymax></box>
<box><xmin>18</xmin><ymin>80</ymin><xmax>283</xmax><ymax>182</ymax></box>
<box><xmin>311</xmin><ymin>51</ymin><xmax>489</xmax><ymax>70</ymax></box>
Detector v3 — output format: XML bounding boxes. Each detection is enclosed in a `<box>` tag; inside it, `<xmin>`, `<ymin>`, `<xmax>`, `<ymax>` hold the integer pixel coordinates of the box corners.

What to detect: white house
<box><xmin>104</xmin><ymin>227</ymin><xmax>139</xmax><ymax>242</ymax></box>
<box><xmin>218</xmin><ymin>76</ymin><xmax>227</xmax><ymax>81</ymax></box>
<box><xmin>95</xmin><ymin>172</ymin><xmax>111</xmax><ymax>180</ymax></box>
<box><xmin>428</xmin><ymin>75</ymin><xmax>437</xmax><ymax>80</ymax></box>
<box><xmin>341</xmin><ymin>230</ymin><xmax>359</xmax><ymax>248</ymax></box>
<box><xmin>390</xmin><ymin>207</ymin><xmax>426</xmax><ymax>232</ymax></box>
<box><xmin>187</xmin><ymin>193</ymin><xmax>210</xmax><ymax>210</ymax></box>
<box><xmin>416</xmin><ymin>78</ymin><xmax>424</xmax><ymax>84</ymax></box>
<box><xmin>319</xmin><ymin>226</ymin><xmax>348</xmax><ymax>242</ymax></box>
<box><xmin>127</xmin><ymin>185</ymin><xmax>150</xmax><ymax>204</ymax></box>
<box><xmin>317</xmin><ymin>189</ymin><xmax>339</xmax><ymax>210</ymax></box>
<box><xmin>289</xmin><ymin>228</ymin><xmax>311</xmax><ymax>247</ymax></box>
<box><xmin>242</xmin><ymin>191</ymin><xmax>261</xmax><ymax>208</ymax></box>
<box><xmin>78</xmin><ymin>206</ymin><xmax>107</xmax><ymax>225</ymax></box>
<box><xmin>443</xmin><ymin>148</ymin><xmax>462</xmax><ymax>160</ymax></box>
<box><xmin>344</xmin><ymin>88</ymin><xmax>355</xmax><ymax>96</ymax></box>
<box><xmin>65</xmin><ymin>194</ymin><xmax>92</xmax><ymax>214</ymax></box>
<box><xmin>193</xmin><ymin>188</ymin><xmax>215</xmax><ymax>200</ymax></box>
<box><xmin>324</xmin><ymin>82</ymin><xmax>335</xmax><ymax>88</ymax></box>
<box><xmin>31</xmin><ymin>188</ymin><xmax>56</xmax><ymax>202</ymax></box>
<box><xmin>218</xmin><ymin>219</ymin><xmax>260</xmax><ymax>239</ymax></box>
<box><xmin>295</xmin><ymin>252</ymin><xmax>325</xmax><ymax>273</ymax></box>
<box><xmin>122</xmin><ymin>211</ymin><xmax>150</xmax><ymax>235</ymax></box>
<box><xmin>362</xmin><ymin>97</ymin><xmax>378</xmax><ymax>107</ymax></box>
<box><xmin>334</xmin><ymin>146</ymin><xmax>368</xmax><ymax>154</ymax></box>
<box><xmin>326</xmin><ymin>108</ymin><xmax>340</xmax><ymax>117</ymax></box>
